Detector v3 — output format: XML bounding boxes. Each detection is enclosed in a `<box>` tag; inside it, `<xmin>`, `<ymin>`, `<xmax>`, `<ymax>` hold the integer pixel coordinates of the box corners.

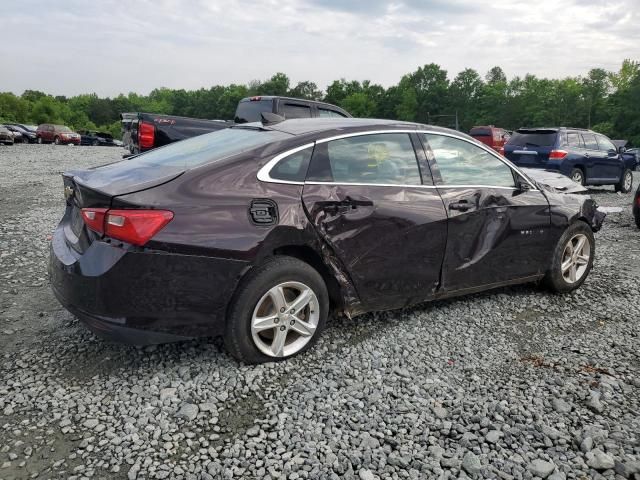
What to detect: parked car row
<box><xmin>0</xmin><ymin>123</ymin><xmax>121</xmax><ymax>147</ymax></box>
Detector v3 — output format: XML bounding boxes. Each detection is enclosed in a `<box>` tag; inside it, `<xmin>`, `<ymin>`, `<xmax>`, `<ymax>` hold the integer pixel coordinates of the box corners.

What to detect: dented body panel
<box><xmin>49</xmin><ymin>118</ymin><xmax>605</xmax><ymax>344</ymax></box>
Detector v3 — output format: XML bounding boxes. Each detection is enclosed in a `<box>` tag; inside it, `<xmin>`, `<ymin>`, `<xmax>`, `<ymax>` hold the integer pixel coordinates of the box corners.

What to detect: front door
<box><xmin>302</xmin><ymin>132</ymin><xmax>448</xmax><ymax>310</ymax></box>
<box><xmin>419</xmin><ymin>133</ymin><xmax>552</xmax><ymax>292</ymax></box>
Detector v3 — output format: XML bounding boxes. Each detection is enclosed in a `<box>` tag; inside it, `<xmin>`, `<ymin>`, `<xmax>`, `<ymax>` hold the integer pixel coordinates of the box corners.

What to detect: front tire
<box><xmin>544</xmin><ymin>221</ymin><xmax>594</xmax><ymax>293</ymax></box>
<box><xmin>37</xmin><ymin>137</ymin><xmax>42</xmax><ymax>144</ymax></box>
<box><xmin>224</xmin><ymin>256</ymin><xmax>329</xmax><ymax>364</ymax></box>
<box><xmin>570</xmin><ymin>168</ymin><xmax>585</xmax><ymax>186</ymax></box>
<box><xmin>54</xmin><ymin>136</ymin><xmax>60</xmax><ymax>145</ymax></box>
<box><xmin>615</xmin><ymin>168</ymin><xmax>633</xmax><ymax>193</ymax></box>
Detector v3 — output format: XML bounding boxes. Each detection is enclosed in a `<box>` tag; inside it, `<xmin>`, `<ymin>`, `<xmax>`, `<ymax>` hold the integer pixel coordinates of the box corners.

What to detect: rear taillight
<box><xmin>81</xmin><ymin>208</ymin><xmax>107</xmax><ymax>233</ymax></box>
<box><xmin>81</xmin><ymin>208</ymin><xmax>173</xmax><ymax>246</ymax></box>
<box><xmin>549</xmin><ymin>150</ymin><xmax>568</xmax><ymax>160</ymax></box>
<box><xmin>138</xmin><ymin>121</ymin><xmax>155</xmax><ymax>149</ymax></box>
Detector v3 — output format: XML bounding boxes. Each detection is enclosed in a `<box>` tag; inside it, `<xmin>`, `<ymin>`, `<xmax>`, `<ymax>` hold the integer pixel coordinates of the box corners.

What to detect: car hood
<box><xmin>521</xmin><ymin>168</ymin><xmax>587</xmax><ymax>194</ymax></box>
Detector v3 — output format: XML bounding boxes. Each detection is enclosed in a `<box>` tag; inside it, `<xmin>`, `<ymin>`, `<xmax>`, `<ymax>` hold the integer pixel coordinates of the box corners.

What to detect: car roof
<box><xmin>252</xmin><ymin>117</ymin><xmax>456</xmax><ymax>137</ymax></box>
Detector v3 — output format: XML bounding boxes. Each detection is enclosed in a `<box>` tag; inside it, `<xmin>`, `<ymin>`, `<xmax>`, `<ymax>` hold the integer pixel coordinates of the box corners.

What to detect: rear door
<box><xmin>421</xmin><ymin>133</ymin><xmax>551</xmax><ymax>291</ymax></box>
<box><xmin>302</xmin><ymin>131</ymin><xmax>448</xmax><ymax>309</ymax></box>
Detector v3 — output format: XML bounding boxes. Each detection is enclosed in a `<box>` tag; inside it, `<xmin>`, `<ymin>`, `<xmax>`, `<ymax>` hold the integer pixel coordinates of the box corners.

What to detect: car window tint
<box><xmin>566</xmin><ymin>132</ymin><xmax>583</xmax><ymax>148</ymax></box>
<box><xmin>422</xmin><ymin>133</ymin><xmax>515</xmax><ymax>187</ymax></box>
<box><xmin>307</xmin><ymin>133</ymin><xmax>421</xmax><ymax>185</ymax></box>
<box><xmin>582</xmin><ymin>133</ymin><xmax>599</xmax><ymax>150</ymax></box>
<box><xmin>282</xmin><ymin>104</ymin><xmax>312</xmax><ymax>119</ymax></box>
<box><xmin>506</xmin><ymin>131</ymin><xmax>557</xmax><ymax>147</ymax></box>
<box><xmin>318</xmin><ymin>108</ymin><xmax>346</xmax><ymax>118</ymax></box>
<box><xmin>269</xmin><ymin>146</ymin><xmax>313</xmax><ymax>182</ymax></box>
<box><xmin>596</xmin><ymin>135</ymin><xmax>616</xmax><ymax>152</ymax></box>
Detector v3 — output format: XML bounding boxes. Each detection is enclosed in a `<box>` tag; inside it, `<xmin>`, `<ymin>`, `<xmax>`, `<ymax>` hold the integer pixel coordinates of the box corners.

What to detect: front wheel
<box><xmin>224</xmin><ymin>256</ymin><xmax>329</xmax><ymax>364</ymax></box>
<box><xmin>37</xmin><ymin>137</ymin><xmax>42</xmax><ymax>144</ymax></box>
<box><xmin>615</xmin><ymin>169</ymin><xmax>633</xmax><ymax>193</ymax></box>
<box><xmin>54</xmin><ymin>136</ymin><xmax>60</xmax><ymax>145</ymax></box>
<box><xmin>544</xmin><ymin>221</ymin><xmax>595</xmax><ymax>293</ymax></box>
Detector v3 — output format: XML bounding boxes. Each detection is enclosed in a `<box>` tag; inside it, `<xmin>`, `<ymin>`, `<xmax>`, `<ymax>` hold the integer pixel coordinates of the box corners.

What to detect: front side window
<box><xmin>596</xmin><ymin>135</ymin><xmax>616</xmax><ymax>152</ymax></box>
<box><xmin>307</xmin><ymin>133</ymin><xmax>422</xmax><ymax>185</ymax></box>
<box><xmin>269</xmin><ymin>146</ymin><xmax>313</xmax><ymax>182</ymax></box>
<box><xmin>282</xmin><ymin>104</ymin><xmax>312</xmax><ymax>119</ymax></box>
<box><xmin>582</xmin><ymin>133</ymin><xmax>599</xmax><ymax>150</ymax></box>
<box><xmin>422</xmin><ymin>133</ymin><xmax>515</xmax><ymax>187</ymax></box>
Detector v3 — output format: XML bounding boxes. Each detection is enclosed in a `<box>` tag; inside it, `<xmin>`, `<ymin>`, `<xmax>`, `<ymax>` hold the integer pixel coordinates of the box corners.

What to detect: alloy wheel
<box><xmin>561</xmin><ymin>233</ymin><xmax>591</xmax><ymax>284</ymax></box>
<box><xmin>624</xmin><ymin>171</ymin><xmax>633</xmax><ymax>192</ymax></box>
<box><xmin>251</xmin><ymin>281</ymin><xmax>320</xmax><ymax>358</ymax></box>
<box><xmin>571</xmin><ymin>171</ymin><xmax>583</xmax><ymax>184</ymax></box>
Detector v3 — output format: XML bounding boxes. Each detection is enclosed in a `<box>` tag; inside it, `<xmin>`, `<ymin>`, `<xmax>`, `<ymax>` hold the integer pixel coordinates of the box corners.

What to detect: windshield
<box><xmin>506</xmin><ymin>131</ymin><xmax>557</xmax><ymax>147</ymax></box>
<box><xmin>56</xmin><ymin>126</ymin><xmax>72</xmax><ymax>132</ymax></box>
<box><xmin>235</xmin><ymin>99</ymin><xmax>273</xmax><ymax>123</ymax></box>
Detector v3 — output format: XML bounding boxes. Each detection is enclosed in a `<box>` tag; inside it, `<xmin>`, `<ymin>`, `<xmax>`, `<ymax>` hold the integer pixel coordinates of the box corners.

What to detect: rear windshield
<box><xmin>469</xmin><ymin>127</ymin><xmax>492</xmax><ymax>136</ymax></box>
<box><xmin>235</xmin><ymin>99</ymin><xmax>273</xmax><ymax>123</ymax></box>
<box><xmin>506</xmin><ymin>131</ymin><xmax>557</xmax><ymax>147</ymax></box>
<box><xmin>122</xmin><ymin>127</ymin><xmax>289</xmax><ymax>170</ymax></box>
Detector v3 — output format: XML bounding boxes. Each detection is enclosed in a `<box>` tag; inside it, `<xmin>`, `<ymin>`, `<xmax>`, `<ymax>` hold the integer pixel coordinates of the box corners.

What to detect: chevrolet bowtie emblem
<box><xmin>64</xmin><ymin>185</ymin><xmax>75</xmax><ymax>201</ymax></box>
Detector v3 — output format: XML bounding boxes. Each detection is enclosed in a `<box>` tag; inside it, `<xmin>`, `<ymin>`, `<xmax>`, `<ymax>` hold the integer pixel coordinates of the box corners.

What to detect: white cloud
<box><xmin>0</xmin><ymin>0</ymin><xmax>638</xmax><ymax>96</ymax></box>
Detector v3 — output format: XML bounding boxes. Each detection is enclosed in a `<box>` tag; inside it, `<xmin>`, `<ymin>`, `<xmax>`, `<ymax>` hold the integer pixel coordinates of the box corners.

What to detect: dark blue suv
<box><xmin>504</xmin><ymin>128</ymin><xmax>635</xmax><ymax>193</ymax></box>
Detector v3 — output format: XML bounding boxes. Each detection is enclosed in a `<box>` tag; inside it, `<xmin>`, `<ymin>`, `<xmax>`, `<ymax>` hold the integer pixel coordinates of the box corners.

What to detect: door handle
<box><xmin>449</xmin><ymin>200</ymin><xmax>472</xmax><ymax>212</ymax></box>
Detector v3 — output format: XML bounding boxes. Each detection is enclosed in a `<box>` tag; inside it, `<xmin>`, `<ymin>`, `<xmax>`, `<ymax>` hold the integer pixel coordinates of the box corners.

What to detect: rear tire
<box><xmin>92</xmin><ymin>140</ymin><xmax>99</xmax><ymax>146</ymax></box>
<box><xmin>544</xmin><ymin>221</ymin><xmax>594</xmax><ymax>293</ymax></box>
<box><xmin>615</xmin><ymin>168</ymin><xmax>633</xmax><ymax>193</ymax></box>
<box><xmin>224</xmin><ymin>256</ymin><xmax>329</xmax><ymax>364</ymax></box>
<box><xmin>570</xmin><ymin>168</ymin><xmax>585</xmax><ymax>186</ymax></box>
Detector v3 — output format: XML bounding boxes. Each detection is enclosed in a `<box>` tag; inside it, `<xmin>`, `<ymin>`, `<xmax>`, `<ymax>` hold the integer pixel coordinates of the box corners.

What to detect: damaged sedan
<box><xmin>49</xmin><ymin>118</ymin><xmax>605</xmax><ymax>363</ymax></box>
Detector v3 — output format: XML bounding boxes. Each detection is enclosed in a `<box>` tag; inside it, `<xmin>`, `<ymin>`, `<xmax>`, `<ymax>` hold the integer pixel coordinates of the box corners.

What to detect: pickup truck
<box><xmin>121</xmin><ymin>96</ymin><xmax>351</xmax><ymax>154</ymax></box>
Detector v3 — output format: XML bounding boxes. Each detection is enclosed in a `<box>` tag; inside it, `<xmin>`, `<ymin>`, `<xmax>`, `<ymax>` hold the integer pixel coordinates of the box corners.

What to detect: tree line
<box><xmin>1</xmin><ymin>60</ymin><xmax>639</xmax><ymax>145</ymax></box>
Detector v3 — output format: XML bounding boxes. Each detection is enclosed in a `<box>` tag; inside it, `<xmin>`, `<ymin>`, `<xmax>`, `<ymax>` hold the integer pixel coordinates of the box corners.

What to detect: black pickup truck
<box><xmin>121</xmin><ymin>96</ymin><xmax>351</xmax><ymax>154</ymax></box>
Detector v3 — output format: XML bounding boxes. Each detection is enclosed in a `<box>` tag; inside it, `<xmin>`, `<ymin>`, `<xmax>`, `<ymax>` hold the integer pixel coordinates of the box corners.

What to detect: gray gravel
<box><xmin>1</xmin><ymin>143</ymin><xmax>639</xmax><ymax>480</ymax></box>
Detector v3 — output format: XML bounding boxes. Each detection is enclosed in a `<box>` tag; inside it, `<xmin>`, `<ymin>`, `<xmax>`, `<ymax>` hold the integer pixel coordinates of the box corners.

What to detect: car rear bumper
<box><xmin>49</xmin><ymin>224</ymin><xmax>249</xmax><ymax>344</ymax></box>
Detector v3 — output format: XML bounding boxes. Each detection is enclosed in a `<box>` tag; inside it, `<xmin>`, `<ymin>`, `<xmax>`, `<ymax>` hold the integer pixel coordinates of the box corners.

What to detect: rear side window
<box><xmin>307</xmin><ymin>133</ymin><xmax>422</xmax><ymax>185</ymax></box>
<box><xmin>235</xmin><ymin>99</ymin><xmax>273</xmax><ymax>123</ymax></box>
<box><xmin>506</xmin><ymin>131</ymin><xmax>557</xmax><ymax>147</ymax></box>
<box><xmin>596</xmin><ymin>135</ymin><xmax>616</xmax><ymax>152</ymax></box>
<box><xmin>581</xmin><ymin>133</ymin><xmax>599</xmax><ymax>150</ymax></box>
<box><xmin>318</xmin><ymin>108</ymin><xmax>346</xmax><ymax>118</ymax></box>
<box><xmin>566</xmin><ymin>132</ymin><xmax>584</xmax><ymax>148</ymax></box>
<box><xmin>269</xmin><ymin>146</ymin><xmax>313</xmax><ymax>182</ymax></box>
<box><xmin>282</xmin><ymin>103</ymin><xmax>312</xmax><ymax>119</ymax></box>
<box><xmin>422</xmin><ymin>133</ymin><xmax>515</xmax><ymax>188</ymax></box>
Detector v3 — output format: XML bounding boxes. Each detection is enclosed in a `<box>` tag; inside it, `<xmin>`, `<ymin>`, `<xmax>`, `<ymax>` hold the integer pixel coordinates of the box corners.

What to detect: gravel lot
<box><xmin>0</xmin><ymin>144</ymin><xmax>639</xmax><ymax>480</ymax></box>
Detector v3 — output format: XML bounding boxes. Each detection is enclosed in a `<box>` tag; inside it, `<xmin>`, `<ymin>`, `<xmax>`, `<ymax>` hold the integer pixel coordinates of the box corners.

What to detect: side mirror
<box><xmin>618</xmin><ymin>146</ymin><xmax>626</xmax><ymax>154</ymax></box>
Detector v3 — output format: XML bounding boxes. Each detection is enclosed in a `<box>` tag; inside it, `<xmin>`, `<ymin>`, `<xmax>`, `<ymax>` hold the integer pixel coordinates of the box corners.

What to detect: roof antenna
<box><xmin>261</xmin><ymin>112</ymin><xmax>285</xmax><ymax>125</ymax></box>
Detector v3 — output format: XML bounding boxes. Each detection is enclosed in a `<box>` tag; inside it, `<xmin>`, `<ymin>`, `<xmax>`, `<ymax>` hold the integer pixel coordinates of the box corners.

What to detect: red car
<box><xmin>470</xmin><ymin>126</ymin><xmax>509</xmax><ymax>155</ymax></box>
<box><xmin>36</xmin><ymin>124</ymin><xmax>81</xmax><ymax>145</ymax></box>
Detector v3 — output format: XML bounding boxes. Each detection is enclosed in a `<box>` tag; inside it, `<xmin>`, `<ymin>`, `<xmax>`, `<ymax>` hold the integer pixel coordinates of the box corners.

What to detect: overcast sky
<box><xmin>1</xmin><ymin>0</ymin><xmax>638</xmax><ymax>97</ymax></box>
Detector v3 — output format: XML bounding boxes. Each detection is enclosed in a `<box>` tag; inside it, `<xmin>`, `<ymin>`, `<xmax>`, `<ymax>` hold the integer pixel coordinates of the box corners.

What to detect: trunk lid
<box><xmin>61</xmin><ymin>164</ymin><xmax>184</xmax><ymax>254</ymax></box>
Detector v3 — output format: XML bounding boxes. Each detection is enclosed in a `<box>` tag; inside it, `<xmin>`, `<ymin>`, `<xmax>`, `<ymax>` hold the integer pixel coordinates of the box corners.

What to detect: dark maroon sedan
<box><xmin>50</xmin><ymin>118</ymin><xmax>604</xmax><ymax>363</ymax></box>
